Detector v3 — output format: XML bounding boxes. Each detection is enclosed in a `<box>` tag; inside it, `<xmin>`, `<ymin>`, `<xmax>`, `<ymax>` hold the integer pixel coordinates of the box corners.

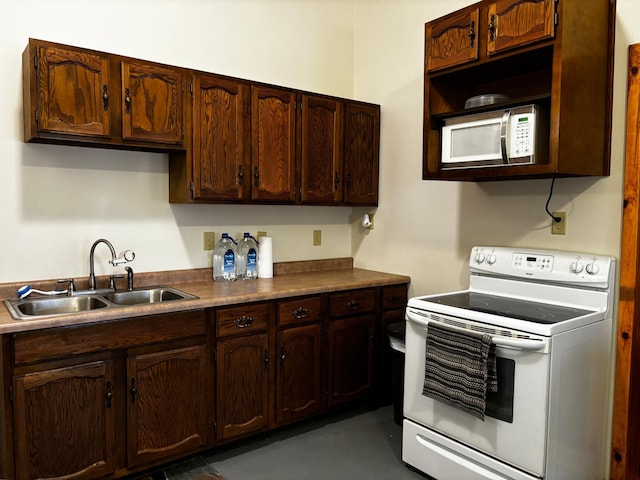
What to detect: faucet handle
<box><xmin>57</xmin><ymin>278</ymin><xmax>76</xmax><ymax>296</ymax></box>
<box><xmin>109</xmin><ymin>274</ymin><xmax>125</xmax><ymax>291</ymax></box>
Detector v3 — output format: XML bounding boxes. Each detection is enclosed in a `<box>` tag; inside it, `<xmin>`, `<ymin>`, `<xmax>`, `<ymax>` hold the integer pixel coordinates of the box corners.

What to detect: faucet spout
<box><xmin>88</xmin><ymin>239</ymin><xmax>134</xmax><ymax>290</ymax></box>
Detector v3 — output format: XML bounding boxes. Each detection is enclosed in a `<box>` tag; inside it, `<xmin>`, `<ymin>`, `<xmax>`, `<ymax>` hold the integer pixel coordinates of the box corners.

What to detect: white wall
<box><xmin>0</xmin><ymin>0</ymin><xmax>359</xmax><ymax>283</ymax></box>
<box><xmin>352</xmin><ymin>0</ymin><xmax>634</xmax><ymax>299</ymax></box>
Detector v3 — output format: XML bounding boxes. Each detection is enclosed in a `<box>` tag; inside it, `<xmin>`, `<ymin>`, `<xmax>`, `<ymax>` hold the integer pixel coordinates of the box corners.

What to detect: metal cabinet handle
<box><xmin>293</xmin><ymin>307</ymin><xmax>310</xmax><ymax>319</ymax></box>
<box><xmin>238</xmin><ymin>165</ymin><xmax>244</xmax><ymax>186</ymax></box>
<box><xmin>263</xmin><ymin>349</ymin><xmax>269</xmax><ymax>370</ymax></box>
<box><xmin>488</xmin><ymin>14</ymin><xmax>497</xmax><ymax>41</ymax></box>
<box><xmin>124</xmin><ymin>88</ymin><xmax>132</xmax><ymax>114</ymax></box>
<box><xmin>234</xmin><ymin>315</ymin><xmax>255</xmax><ymax>328</ymax></box>
<box><xmin>254</xmin><ymin>166</ymin><xmax>259</xmax><ymax>187</ymax></box>
<box><xmin>346</xmin><ymin>300</ymin><xmax>360</xmax><ymax>311</ymax></box>
<box><xmin>102</xmin><ymin>85</ymin><xmax>109</xmax><ymax>111</ymax></box>
<box><xmin>105</xmin><ymin>381</ymin><xmax>113</xmax><ymax>408</ymax></box>
<box><xmin>129</xmin><ymin>377</ymin><xmax>137</xmax><ymax>403</ymax></box>
<box><xmin>468</xmin><ymin>20</ymin><xmax>476</xmax><ymax>48</ymax></box>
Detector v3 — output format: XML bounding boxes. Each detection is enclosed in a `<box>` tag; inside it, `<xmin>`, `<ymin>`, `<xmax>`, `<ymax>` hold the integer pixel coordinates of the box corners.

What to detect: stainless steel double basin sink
<box><xmin>4</xmin><ymin>286</ymin><xmax>198</xmax><ymax>320</ymax></box>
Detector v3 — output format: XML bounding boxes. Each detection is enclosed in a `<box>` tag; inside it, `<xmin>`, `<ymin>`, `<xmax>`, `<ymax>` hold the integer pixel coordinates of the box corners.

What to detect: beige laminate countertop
<box><xmin>0</xmin><ymin>265</ymin><xmax>411</xmax><ymax>334</ymax></box>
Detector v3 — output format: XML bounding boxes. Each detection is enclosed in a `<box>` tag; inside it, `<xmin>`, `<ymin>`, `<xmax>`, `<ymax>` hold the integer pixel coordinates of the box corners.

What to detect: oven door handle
<box><xmin>406</xmin><ymin>311</ymin><xmax>547</xmax><ymax>351</ymax></box>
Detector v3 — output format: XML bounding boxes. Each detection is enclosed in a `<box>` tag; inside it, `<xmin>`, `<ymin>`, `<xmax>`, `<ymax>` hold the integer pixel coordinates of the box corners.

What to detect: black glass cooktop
<box><xmin>423</xmin><ymin>292</ymin><xmax>595</xmax><ymax>324</ymax></box>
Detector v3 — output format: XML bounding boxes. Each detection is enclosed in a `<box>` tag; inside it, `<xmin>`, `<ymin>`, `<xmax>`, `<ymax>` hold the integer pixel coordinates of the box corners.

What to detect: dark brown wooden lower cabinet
<box><xmin>327</xmin><ymin>314</ymin><xmax>375</xmax><ymax>407</ymax></box>
<box><xmin>276</xmin><ymin>323</ymin><xmax>323</xmax><ymax>424</ymax></box>
<box><xmin>215</xmin><ymin>333</ymin><xmax>270</xmax><ymax>441</ymax></box>
<box><xmin>127</xmin><ymin>344</ymin><xmax>207</xmax><ymax>467</ymax></box>
<box><xmin>13</xmin><ymin>360</ymin><xmax>116</xmax><ymax>480</ymax></box>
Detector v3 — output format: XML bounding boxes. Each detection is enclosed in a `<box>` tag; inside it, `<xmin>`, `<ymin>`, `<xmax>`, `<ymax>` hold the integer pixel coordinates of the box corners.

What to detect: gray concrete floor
<box><xmin>164</xmin><ymin>406</ymin><xmax>426</xmax><ymax>480</ymax></box>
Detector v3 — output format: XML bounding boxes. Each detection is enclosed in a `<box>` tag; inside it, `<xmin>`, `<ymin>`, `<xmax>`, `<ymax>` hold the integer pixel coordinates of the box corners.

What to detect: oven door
<box><xmin>403</xmin><ymin>308</ymin><xmax>550</xmax><ymax>477</ymax></box>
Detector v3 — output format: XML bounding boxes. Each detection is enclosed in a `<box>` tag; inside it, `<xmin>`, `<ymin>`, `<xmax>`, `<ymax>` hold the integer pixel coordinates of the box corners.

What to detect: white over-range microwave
<box><xmin>440</xmin><ymin>104</ymin><xmax>546</xmax><ymax>170</ymax></box>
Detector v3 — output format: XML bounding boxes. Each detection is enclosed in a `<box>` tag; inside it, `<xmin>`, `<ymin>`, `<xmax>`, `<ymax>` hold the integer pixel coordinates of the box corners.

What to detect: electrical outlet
<box><xmin>368</xmin><ymin>214</ymin><xmax>375</xmax><ymax>230</ymax></box>
<box><xmin>203</xmin><ymin>231</ymin><xmax>216</xmax><ymax>250</ymax></box>
<box><xmin>257</xmin><ymin>231</ymin><xmax>267</xmax><ymax>238</ymax></box>
<box><xmin>313</xmin><ymin>230</ymin><xmax>322</xmax><ymax>246</ymax></box>
<box><xmin>551</xmin><ymin>212</ymin><xmax>567</xmax><ymax>235</ymax></box>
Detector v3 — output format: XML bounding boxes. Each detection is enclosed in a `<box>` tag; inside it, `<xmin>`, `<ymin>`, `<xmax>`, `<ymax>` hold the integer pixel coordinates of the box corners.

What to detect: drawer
<box><xmin>13</xmin><ymin>310</ymin><xmax>206</xmax><ymax>366</ymax></box>
<box><xmin>382</xmin><ymin>284</ymin><xmax>408</xmax><ymax>310</ymax></box>
<box><xmin>216</xmin><ymin>303</ymin><xmax>269</xmax><ymax>337</ymax></box>
<box><xmin>277</xmin><ymin>296</ymin><xmax>322</xmax><ymax>327</ymax></box>
<box><xmin>329</xmin><ymin>289</ymin><xmax>376</xmax><ymax>318</ymax></box>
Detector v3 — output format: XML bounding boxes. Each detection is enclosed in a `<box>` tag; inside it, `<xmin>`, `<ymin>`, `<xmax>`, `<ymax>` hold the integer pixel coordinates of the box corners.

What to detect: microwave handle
<box><xmin>500</xmin><ymin>110</ymin><xmax>510</xmax><ymax>164</ymax></box>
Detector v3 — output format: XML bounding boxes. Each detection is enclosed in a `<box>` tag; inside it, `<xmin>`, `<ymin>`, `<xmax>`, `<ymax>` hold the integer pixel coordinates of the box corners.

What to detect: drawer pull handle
<box><xmin>346</xmin><ymin>300</ymin><xmax>360</xmax><ymax>311</ymax></box>
<box><xmin>293</xmin><ymin>307</ymin><xmax>310</xmax><ymax>319</ymax></box>
<box><xmin>234</xmin><ymin>315</ymin><xmax>255</xmax><ymax>328</ymax></box>
<box><xmin>388</xmin><ymin>295</ymin><xmax>401</xmax><ymax>303</ymax></box>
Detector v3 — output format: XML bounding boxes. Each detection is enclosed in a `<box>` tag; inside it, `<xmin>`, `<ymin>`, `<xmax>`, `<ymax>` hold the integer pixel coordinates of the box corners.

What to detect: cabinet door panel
<box><xmin>343</xmin><ymin>103</ymin><xmax>380</xmax><ymax>205</ymax></box>
<box><xmin>328</xmin><ymin>315</ymin><xmax>375</xmax><ymax>407</ymax></box>
<box><xmin>121</xmin><ymin>61</ymin><xmax>184</xmax><ymax>144</ymax></box>
<box><xmin>276</xmin><ymin>324</ymin><xmax>323</xmax><ymax>424</ymax></box>
<box><xmin>426</xmin><ymin>7</ymin><xmax>480</xmax><ymax>72</ymax></box>
<box><xmin>487</xmin><ymin>0</ymin><xmax>555</xmax><ymax>55</ymax></box>
<box><xmin>193</xmin><ymin>74</ymin><xmax>250</xmax><ymax>201</ymax></box>
<box><xmin>300</xmin><ymin>96</ymin><xmax>343</xmax><ymax>204</ymax></box>
<box><xmin>36</xmin><ymin>45</ymin><xmax>111</xmax><ymax>137</ymax></box>
<box><xmin>13</xmin><ymin>361</ymin><xmax>115</xmax><ymax>480</ymax></box>
<box><xmin>216</xmin><ymin>333</ymin><xmax>269</xmax><ymax>440</ymax></box>
<box><xmin>250</xmin><ymin>86</ymin><xmax>297</xmax><ymax>202</ymax></box>
<box><xmin>127</xmin><ymin>344</ymin><xmax>207</xmax><ymax>468</ymax></box>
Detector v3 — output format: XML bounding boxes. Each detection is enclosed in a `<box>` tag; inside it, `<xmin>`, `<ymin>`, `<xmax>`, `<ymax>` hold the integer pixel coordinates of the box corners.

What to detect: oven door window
<box><xmin>485</xmin><ymin>356</ymin><xmax>515</xmax><ymax>423</ymax></box>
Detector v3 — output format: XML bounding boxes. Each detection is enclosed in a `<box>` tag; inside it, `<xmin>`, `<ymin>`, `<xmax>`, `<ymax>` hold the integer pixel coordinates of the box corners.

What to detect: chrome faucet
<box><xmin>88</xmin><ymin>239</ymin><xmax>135</xmax><ymax>290</ymax></box>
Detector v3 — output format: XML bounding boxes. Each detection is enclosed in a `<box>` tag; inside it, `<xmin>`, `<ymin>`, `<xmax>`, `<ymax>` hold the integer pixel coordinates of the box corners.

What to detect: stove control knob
<box><xmin>487</xmin><ymin>253</ymin><xmax>497</xmax><ymax>265</ymax></box>
<box><xmin>570</xmin><ymin>260</ymin><xmax>584</xmax><ymax>274</ymax></box>
<box><xmin>474</xmin><ymin>252</ymin><xmax>486</xmax><ymax>264</ymax></box>
<box><xmin>586</xmin><ymin>262</ymin><xmax>600</xmax><ymax>275</ymax></box>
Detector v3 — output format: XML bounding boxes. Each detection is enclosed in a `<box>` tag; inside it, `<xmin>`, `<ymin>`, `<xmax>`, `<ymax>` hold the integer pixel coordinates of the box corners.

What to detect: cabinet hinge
<box><xmin>213</xmin><ymin>348</ymin><xmax>217</xmax><ymax>362</ymax></box>
<box><xmin>33</xmin><ymin>55</ymin><xmax>38</xmax><ymax>69</ymax></box>
<box><xmin>35</xmin><ymin>109</ymin><xmax>39</xmax><ymax>123</ymax></box>
<box><xmin>214</xmin><ymin>421</ymin><xmax>217</xmax><ymax>434</ymax></box>
<box><xmin>190</xmin><ymin>82</ymin><xmax>194</xmax><ymax>94</ymax></box>
<box><xmin>554</xmin><ymin>0</ymin><xmax>559</xmax><ymax>26</ymax></box>
<box><xmin>8</xmin><ymin>385</ymin><xmax>12</xmax><ymax>402</ymax></box>
<box><xmin>190</xmin><ymin>181</ymin><xmax>194</xmax><ymax>193</ymax></box>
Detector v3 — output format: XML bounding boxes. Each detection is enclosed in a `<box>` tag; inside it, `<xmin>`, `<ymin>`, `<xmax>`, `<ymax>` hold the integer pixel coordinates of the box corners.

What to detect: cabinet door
<box><xmin>328</xmin><ymin>315</ymin><xmax>375</xmax><ymax>408</ymax></box>
<box><xmin>33</xmin><ymin>44</ymin><xmax>111</xmax><ymax>137</ymax></box>
<box><xmin>300</xmin><ymin>95</ymin><xmax>344</xmax><ymax>204</ymax></box>
<box><xmin>276</xmin><ymin>324</ymin><xmax>323</xmax><ymax>424</ymax></box>
<box><xmin>127</xmin><ymin>344</ymin><xmax>207</xmax><ymax>468</ymax></box>
<box><xmin>192</xmin><ymin>74</ymin><xmax>250</xmax><ymax>201</ymax></box>
<box><xmin>487</xmin><ymin>0</ymin><xmax>555</xmax><ymax>55</ymax></box>
<box><xmin>426</xmin><ymin>6</ymin><xmax>480</xmax><ymax>72</ymax></box>
<box><xmin>13</xmin><ymin>360</ymin><xmax>115</xmax><ymax>480</ymax></box>
<box><xmin>216</xmin><ymin>333</ymin><xmax>270</xmax><ymax>441</ymax></box>
<box><xmin>121</xmin><ymin>60</ymin><xmax>184</xmax><ymax>144</ymax></box>
<box><xmin>250</xmin><ymin>86</ymin><xmax>297</xmax><ymax>203</ymax></box>
<box><xmin>343</xmin><ymin>103</ymin><xmax>380</xmax><ymax>205</ymax></box>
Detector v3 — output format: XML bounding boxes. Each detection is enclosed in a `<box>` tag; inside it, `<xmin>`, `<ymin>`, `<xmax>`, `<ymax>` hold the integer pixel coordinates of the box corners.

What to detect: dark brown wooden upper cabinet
<box><xmin>300</xmin><ymin>95</ymin><xmax>344</xmax><ymax>204</ymax></box>
<box><xmin>486</xmin><ymin>0</ymin><xmax>556</xmax><ymax>55</ymax></box>
<box><xmin>23</xmin><ymin>41</ymin><xmax>112</xmax><ymax>139</ymax></box>
<box><xmin>343</xmin><ymin>102</ymin><xmax>380</xmax><ymax>205</ymax></box>
<box><xmin>250</xmin><ymin>85</ymin><xmax>297</xmax><ymax>203</ymax></box>
<box><xmin>23</xmin><ymin>38</ymin><xmax>186</xmax><ymax>151</ymax></box>
<box><xmin>191</xmin><ymin>73</ymin><xmax>251</xmax><ymax>201</ymax></box>
<box><xmin>426</xmin><ymin>5</ymin><xmax>480</xmax><ymax>72</ymax></box>
<box><xmin>121</xmin><ymin>60</ymin><xmax>184</xmax><ymax>145</ymax></box>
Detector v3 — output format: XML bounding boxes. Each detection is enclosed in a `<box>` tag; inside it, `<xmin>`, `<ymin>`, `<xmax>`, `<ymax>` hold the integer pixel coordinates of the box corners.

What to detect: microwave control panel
<box><xmin>510</xmin><ymin>112</ymin><xmax>535</xmax><ymax>157</ymax></box>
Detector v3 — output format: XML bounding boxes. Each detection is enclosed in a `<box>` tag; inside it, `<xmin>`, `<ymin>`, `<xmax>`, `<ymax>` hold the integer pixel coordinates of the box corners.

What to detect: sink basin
<box><xmin>5</xmin><ymin>295</ymin><xmax>109</xmax><ymax>319</ymax></box>
<box><xmin>104</xmin><ymin>286</ymin><xmax>198</xmax><ymax>305</ymax></box>
<box><xmin>3</xmin><ymin>285</ymin><xmax>198</xmax><ymax>320</ymax></box>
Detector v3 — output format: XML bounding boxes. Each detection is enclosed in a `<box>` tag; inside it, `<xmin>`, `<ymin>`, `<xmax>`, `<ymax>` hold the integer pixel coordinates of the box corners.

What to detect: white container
<box><xmin>213</xmin><ymin>233</ymin><xmax>237</xmax><ymax>282</ymax></box>
<box><xmin>258</xmin><ymin>236</ymin><xmax>273</xmax><ymax>279</ymax></box>
<box><xmin>237</xmin><ymin>233</ymin><xmax>259</xmax><ymax>280</ymax></box>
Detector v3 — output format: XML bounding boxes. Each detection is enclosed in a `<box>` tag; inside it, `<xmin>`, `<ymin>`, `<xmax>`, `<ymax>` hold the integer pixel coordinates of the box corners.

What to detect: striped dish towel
<box><xmin>422</xmin><ymin>322</ymin><xmax>497</xmax><ymax>420</ymax></box>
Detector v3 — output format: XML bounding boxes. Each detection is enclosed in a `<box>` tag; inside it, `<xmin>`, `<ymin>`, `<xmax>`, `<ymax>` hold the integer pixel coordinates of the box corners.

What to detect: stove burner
<box><xmin>423</xmin><ymin>292</ymin><xmax>595</xmax><ymax>324</ymax></box>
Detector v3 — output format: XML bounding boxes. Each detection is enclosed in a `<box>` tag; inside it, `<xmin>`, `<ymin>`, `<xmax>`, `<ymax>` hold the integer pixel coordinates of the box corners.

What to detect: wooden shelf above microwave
<box><xmin>422</xmin><ymin>0</ymin><xmax>615</xmax><ymax>182</ymax></box>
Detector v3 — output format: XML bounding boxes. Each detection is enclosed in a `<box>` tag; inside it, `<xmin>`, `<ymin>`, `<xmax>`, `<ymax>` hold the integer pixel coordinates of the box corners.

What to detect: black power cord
<box><xmin>545</xmin><ymin>174</ymin><xmax>562</xmax><ymax>223</ymax></box>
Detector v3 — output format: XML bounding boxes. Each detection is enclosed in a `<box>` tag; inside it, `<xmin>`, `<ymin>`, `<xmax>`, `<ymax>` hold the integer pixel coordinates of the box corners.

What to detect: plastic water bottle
<box><xmin>237</xmin><ymin>233</ymin><xmax>259</xmax><ymax>280</ymax></box>
<box><xmin>213</xmin><ymin>233</ymin><xmax>237</xmax><ymax>281</ymax></box>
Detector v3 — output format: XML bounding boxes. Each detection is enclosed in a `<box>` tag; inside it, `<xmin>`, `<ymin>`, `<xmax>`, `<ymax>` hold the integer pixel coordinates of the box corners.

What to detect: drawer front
<box><xmin>329</xmin><ymin>289</ymin><xmax>376</xmax><ymax>318</ymax></box>
<box><xmin>382</xmin><ymin>284</ymin><xmax>408</xmax><ymax>310</ymax></box>
<box><xmin>216</xmin><ymin>303</ymin><xmax>269</xmax><ymax>337</ymax></box>
<box><xmin>13</xmin><ymin>310</ymin><xmax>206</xmax><ymax>366</ymax></box>
<box><xmin>277</xmin><ymin>296</ymin><xmax>322</xmax><ymax>327</ymax></box>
